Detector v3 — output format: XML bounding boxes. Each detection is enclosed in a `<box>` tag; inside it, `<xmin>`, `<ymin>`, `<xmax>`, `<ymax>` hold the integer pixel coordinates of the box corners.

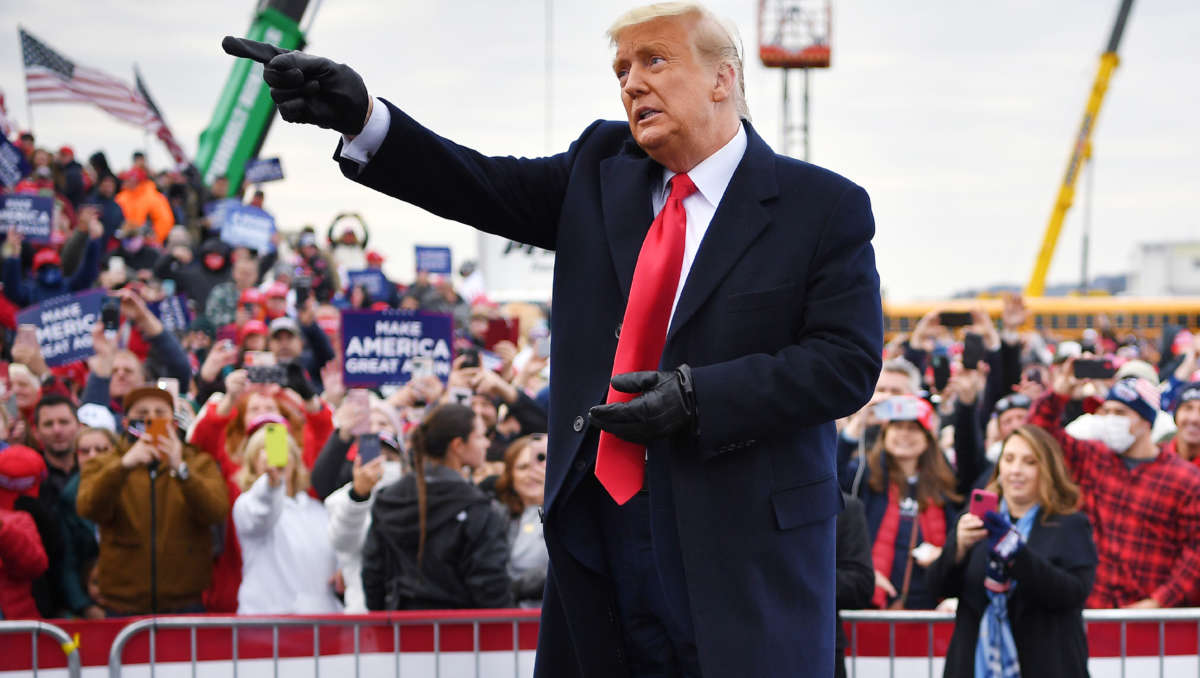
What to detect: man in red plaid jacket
<box><xmin>1029</xmin><ymin>359</ymin><xmax>1200</xmax><ymax>608</ymax></box>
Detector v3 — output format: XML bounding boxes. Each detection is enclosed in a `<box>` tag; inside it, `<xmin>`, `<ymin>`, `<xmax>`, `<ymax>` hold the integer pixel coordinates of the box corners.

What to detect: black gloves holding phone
<box><xmin>285</xmin><ymin>361</ymin><xmax>317</xmax><ymax>401</ymax></box>
<box><xmin>588</xmin><ymin>365</ymin><xmax>697</xmax><ymax>445</ymax></box>
<box><xmin>221</xmin><ymin>36</ymin><xmax>369</xmax><ymax>136</ymax></box>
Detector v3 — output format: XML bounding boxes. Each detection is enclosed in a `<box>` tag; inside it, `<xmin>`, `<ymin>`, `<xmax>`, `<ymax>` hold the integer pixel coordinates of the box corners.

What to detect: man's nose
<box><xmin>623</xmin><ymin>64</ymin><xmax>648</xmax><ymax>96</ymax></box>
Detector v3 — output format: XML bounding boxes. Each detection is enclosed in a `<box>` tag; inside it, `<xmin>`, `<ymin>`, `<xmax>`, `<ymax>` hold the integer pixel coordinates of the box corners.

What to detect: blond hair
<box><xmin>235</xmin><ymin>426</ymin><xmax>309</xmax><ymax>497</ymax></box>
<box><xmin>607</xmin><ymin>2</ymin><xmax>750</xmax><ymax>120</ymax></box>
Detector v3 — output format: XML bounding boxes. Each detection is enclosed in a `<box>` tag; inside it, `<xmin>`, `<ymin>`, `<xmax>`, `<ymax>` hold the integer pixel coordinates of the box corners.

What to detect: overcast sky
<box><xmin>2</xmin><ymin>0</ymin><xmax>1197</xmax><ymax>300</ymax></box>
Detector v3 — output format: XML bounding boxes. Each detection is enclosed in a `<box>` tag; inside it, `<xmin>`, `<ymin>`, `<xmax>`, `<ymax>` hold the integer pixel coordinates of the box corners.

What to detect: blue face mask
<box><xmin>37</xmin><ymin>266</ymin><xmax>63</xmax><ymax>287</ymax></box>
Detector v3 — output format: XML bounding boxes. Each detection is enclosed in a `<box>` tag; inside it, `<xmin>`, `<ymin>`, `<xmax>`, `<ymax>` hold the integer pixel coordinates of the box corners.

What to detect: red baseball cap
<box><xmin>238</xmin><ymin>288</ymin><xmax>264</xmax><ymax>306</ymax></box>
<box><xmin>119</xmin><ymin>168</ymin><xmax>148</xmax><ymax>184</ymax></box>
<box><xmin>366</xmin><ymin>251</ymin><xmax>384</xmax><ymax>265</ymax></box>
<box><xmin>239</xmin><ymin>319</ymin><xmax>269</xmax><ymax>343</ymax></box>
<box><xmin>265</xmin><ymin>282</ymin><xmax>289</xmax><ymax>299</ymax></box>
<box><xmin>58</xmin><ymin>146</ymin><xmax>74</xmax><ymax>158</ymax></box>
<box><xmin>32</xmin><ymin>248</ymin><xmax>61</xmax><ymax>271</ymax></box>
<box><xmin>0</xmin><ymin>445</ymin><xmax>47</xmax><ymax>509</ymax></box>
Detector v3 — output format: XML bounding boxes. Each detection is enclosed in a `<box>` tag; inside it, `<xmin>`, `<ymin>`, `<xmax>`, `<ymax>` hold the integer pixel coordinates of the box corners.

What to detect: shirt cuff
<box><xmin>339</xmin><ymin>98</ymin><xmax>391</xmax><ymax>166</ymax></box>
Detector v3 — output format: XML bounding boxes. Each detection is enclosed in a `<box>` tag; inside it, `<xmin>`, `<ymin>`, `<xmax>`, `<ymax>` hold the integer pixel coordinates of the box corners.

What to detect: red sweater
<box><xmin>0</xmin><ymin>509</ymin><xmax>48</xmax><ymax>619</ymax></box>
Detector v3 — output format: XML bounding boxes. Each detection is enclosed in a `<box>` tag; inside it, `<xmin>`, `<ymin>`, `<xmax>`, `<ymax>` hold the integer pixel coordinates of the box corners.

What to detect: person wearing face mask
<box><xmin>76</xmin><ymin>385</ymin><xmax>228</xmax><ymax>615</ymax></box>
<box><xmin>103</xmin><ymin>225</ymin><xmax>160</xmax><ymax>275</ymax></box>
<box><xmin>323</xmin><ymin>429</ymin><xmax>405</xmax><ymax>613</ymax></box>
<box><xmin>1029</xmin><ymin>361</ymin><xmax>1200</xmax><ymax>609</ymax></box>
<box><xmin>2</xmin><ymin>227</ymin><xmax>103</xmax><ymax>307</ymax></box>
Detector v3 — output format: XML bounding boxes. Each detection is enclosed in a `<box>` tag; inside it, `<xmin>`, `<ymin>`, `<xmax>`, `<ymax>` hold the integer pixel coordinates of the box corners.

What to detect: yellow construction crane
<box><xmin>1025</xmin><ymin>0</ymin><xmax>1135</xmax><ymax>297</ymax></box>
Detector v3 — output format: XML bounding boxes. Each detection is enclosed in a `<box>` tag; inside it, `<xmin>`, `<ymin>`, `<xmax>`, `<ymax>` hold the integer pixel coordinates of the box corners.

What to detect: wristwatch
<box><xmin>171</xmin><ymin>461</ymin><xmax>190</xmax><ymax>482</ymax></box>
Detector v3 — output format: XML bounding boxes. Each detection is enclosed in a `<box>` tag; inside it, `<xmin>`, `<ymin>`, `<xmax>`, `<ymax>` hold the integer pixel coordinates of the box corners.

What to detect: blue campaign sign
<box><xmin>415</xmin><ymin>245</ymin><xmax>452</xmax><ymax>275</ymax></box>
<box><xmin>0</xmin><ymin>195</ymin><xmax>54</xmax><ymax>243</ymax></box>
<box><xmin>341</xmin><ymin>309</ymin><xmax>454</xmax><ymax>387</ymax></box>
<box><xmin>346</xmin><ymin>269</ymin><xmax>389</xmax><ymax>299</ymax></box>
<box><xmin>219</xmin><ymin>204</ymin><xmax>276</xmax><ymax>253</ymax></box>
<box><xmin>0</xmin><ymin>134</ymin><xmax>31</xmax><ymax>188</ymax></box>
<box><xmin>244</xmin><ymin>157</ymin><xmax>284</xmax><ymax>184</ymax></box>
<box><xmin>147</xmin><ymin>294</ymin><xmax>192</xmax><ymax>335</ymax></box>
<box><xmin>16</xmin><ymin>289</ymin><xmax>105</xmax><ymax>366</ymax></box>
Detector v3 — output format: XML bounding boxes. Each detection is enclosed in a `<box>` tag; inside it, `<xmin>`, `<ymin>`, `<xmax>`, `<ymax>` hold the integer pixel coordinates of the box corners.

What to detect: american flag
<box><xmin>20</xmin><ymin>26</ymin><xmax>155</xmax><ymax>128</ymax></box>
<box><xmin>134</xmin><ymin>66</ymin><xmax>191</xmax><ymax>169</ymax></box>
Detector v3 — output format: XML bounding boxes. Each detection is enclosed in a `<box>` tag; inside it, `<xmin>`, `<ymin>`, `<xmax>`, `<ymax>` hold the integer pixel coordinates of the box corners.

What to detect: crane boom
<box><xmin>1025</xmin><ymin>0</ymin><xmax>1134</xmax><ymax>297</ymax></box>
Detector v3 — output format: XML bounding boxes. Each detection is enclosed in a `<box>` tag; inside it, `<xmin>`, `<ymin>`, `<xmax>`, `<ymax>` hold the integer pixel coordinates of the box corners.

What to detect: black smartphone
<box><xmin>101</xmin><ymin>296</ymin><xmax>121</xmax><ymax>331</ymax></box>
<box><xmin>962</xmin><ymin>333</ymin><xmax>985</xmax><ymax>370</ymax></box>
<box><xmin>938</xmin><ymin>311</ymin><xmax>974</xmax><ymax>328</ymax></box>
<box><xmin>357</xmin><ymin>433</ymin><xmax>382</xmax><ymax>464</ymax></box>
<box><xmin>459</xmin><ymin>348</ymin><xmax>480</xmax><ymax>369</ymax></box>
<box><xmin>294</xmin><ymin>274</ymin><xmax>312</xmax><ymax>305</ymax></box>
<box><xmin>1073</xmin><ymin>358</ymin><xmax>1117</xmax><ymax>379</ymax></box>
<box><xmin>247</xmin><ymin>365</ymin><xmax>286</xmax><ymax>384</ymax></box>
<box><xmin>932</xmin><ymin>354</ymin><xmax>951</xmax><ymax>392</ymax></box>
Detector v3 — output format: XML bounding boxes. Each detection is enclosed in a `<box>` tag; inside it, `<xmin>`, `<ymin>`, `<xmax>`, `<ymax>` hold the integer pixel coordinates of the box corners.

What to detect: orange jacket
<box><xmin>115</xmin><ymin>180</ymin><xmax>175</xmax><ymax>244</ymax></box>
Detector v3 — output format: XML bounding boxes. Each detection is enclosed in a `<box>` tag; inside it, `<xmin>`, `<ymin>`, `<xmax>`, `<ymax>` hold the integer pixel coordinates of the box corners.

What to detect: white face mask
<box><xmin>378</xmin><ymin>461</ymin><xmax>404</xmax><ymax>489</ymax></box>
<box><xmin>1095</xmin><ymin>415</ymin><xmax>1136</xmax><ymax>454</ymax></box>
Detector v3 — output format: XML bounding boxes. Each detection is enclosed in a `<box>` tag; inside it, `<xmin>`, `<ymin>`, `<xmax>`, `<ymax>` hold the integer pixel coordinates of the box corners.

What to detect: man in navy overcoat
<box><xmin>225</xmin><ymin>3</ymin><xmax>883</xmax><ymax>675</ymax></box>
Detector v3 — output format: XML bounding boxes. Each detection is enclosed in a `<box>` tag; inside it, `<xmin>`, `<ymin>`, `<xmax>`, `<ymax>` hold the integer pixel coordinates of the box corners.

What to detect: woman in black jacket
<box><xmin>361</xmin><ymin>403</ymin><xmax>513</xmax><ymax>610</ymax></box>
<box><xmin>927</xmin><ymin>424</ymin><xmax>1096</xmax><ymax>678</ymax></box>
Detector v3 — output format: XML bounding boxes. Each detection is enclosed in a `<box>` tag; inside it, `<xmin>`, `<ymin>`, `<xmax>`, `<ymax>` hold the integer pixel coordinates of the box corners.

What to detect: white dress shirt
<box><xmin>340</xmin><ymin>101</ymin><xmax>748</xmax><ymax>321</ymax></box>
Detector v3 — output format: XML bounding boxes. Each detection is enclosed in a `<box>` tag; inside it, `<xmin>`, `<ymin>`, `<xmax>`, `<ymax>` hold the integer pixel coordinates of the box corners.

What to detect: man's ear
<box><xmin>711</xmin><ymin>62</ymin><xmax>735</xmax><ymax>103</ymax></box>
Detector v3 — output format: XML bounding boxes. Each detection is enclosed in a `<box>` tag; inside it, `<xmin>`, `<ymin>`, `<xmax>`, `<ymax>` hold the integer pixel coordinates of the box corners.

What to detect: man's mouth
<box><xmin>635</xmin><ymin>107</ymin><xmax>661</xmax><ymax>122</ymax></box>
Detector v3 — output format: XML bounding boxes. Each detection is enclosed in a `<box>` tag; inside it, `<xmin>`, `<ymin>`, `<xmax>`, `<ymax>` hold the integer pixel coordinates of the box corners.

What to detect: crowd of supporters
<box><xmin>0</xmin><ymin>133</ymin><xmax>549</xmax><ymax>619</ymax></box>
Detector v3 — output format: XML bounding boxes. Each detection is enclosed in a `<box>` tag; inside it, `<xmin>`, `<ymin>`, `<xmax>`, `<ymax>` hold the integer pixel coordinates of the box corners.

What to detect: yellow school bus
<box><xmin>883</xmin><ymin>297</ymin><xmax>1200</xmax><ymax>340</ymax></box>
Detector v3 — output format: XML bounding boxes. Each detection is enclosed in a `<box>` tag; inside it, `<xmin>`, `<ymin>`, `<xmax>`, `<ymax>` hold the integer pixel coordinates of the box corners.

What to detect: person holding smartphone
<box><xmin>927</xmin><ymin>425</ymin><xmax>1095</xmax><ymax>677</ymax></box>
<box><xmin>76</xmin><ymin>386</ymin><xmax>228</xmax><ymax>615</ymax></box>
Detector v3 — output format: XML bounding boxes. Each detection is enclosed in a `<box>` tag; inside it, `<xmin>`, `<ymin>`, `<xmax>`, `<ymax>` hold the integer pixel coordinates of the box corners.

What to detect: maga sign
<box><xmin>16</xmin><ymin>289</ymin><xmax>104</xmax><ymax>366</ymax></box>
<box><xmin>341</xmin><ymin>310</ymin><xmax>453</xmax><ymax>387</ymax></box>
<box><xmin>0</xmin><ymin>195</ymin><xmax>53</xmax><ymax>243</ymax></box>
<box><xmin>220</xmin><ymin>204</ymin><xmax>276</xmax><ymax>252</ymax></box>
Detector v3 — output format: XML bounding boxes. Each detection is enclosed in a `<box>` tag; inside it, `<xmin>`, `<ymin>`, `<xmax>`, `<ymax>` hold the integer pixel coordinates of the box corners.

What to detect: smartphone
<box><xmin>346</xmin><ymin>389</ymin><xmax>370</xmax><ymax>435</ymax></box>
<box><xmin>938</xmin><ymin>311</ymin><xmax>974</xmax><ymax>328</ymax></box>
<box><xmin>147</xmin><ymin>417</ymin><xmax>170</xmax><ymax>442</ymax></box>
<box><xmin>449</xmin><ymin>386</ymin><xmax>472</xmax><ymax>405</ymax></box>
<box><xmin>101</xmin><ymin>296</ymin><xmax>121</xmax><ymax>331</ymax></box>
<box><xmin>157</xmin><ymin>378</ymin><xmax>179</xmax><ymax>404</ymax></box>
<box><xmin>293</xmin><ymin>274</ymin><xmax>312</xmax><ymax>306</ymax></box>
<box><xmin>4</xmin><ymin>394</ymin><xmax>19</xmax><ymax>421</ymax></box>
<box><xmin>1073</xmin><ymin>358</ymin><xmax>1117</xmax><ymax>379</ymax></box>
<box><xmin>962</xmin><ymin>333</ymin><xmax>985</xmax><ymax>370</ymax></box>
<box><xmin>534</xmin><ymin>336</ymin><xmax>551</xmax><ymax>360</ymax></box>
<box><xmin>969</xmin><ymin>489</ymin><xmax>999</xmax><ymax>519</ymax></box>
<box><xmin>244</xmin><ymin>351</ymin><xmax>284</xmax><ymax>383</ymax></box>
<box><xmin>357</xmin><ymin>432</ymin><xmax>382</xmax><ymax>464</ymax></box>
<box><xmin>932</xmin><ymin>354</ymin><xmax>951</xmax><ymax>392</ymax></box>
<box><xmin>265</xmin><ymin>423</ymin><xmax>289</xmax><ymax>468</ymax></box>
<box><xmin>457</xmin><ymin>348</ymin><xmax>480</xmax><ymax>369</ymax></box>
<box><xmin>483</xmin><ymin>317</ymin><xmax>520</xmax><ymax>351</ymax></box>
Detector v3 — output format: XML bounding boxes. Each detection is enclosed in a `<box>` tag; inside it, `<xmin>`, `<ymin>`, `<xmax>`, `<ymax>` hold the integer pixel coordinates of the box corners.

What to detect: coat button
<box><xmin>573</xmin><ymin>415</ymin><xmax>585</xmax><ymax>432</ymax></box>
<box><xmin>614</xmin><ymin>322</ymin><xmax>622</xmax><ymax>339</ymax></box>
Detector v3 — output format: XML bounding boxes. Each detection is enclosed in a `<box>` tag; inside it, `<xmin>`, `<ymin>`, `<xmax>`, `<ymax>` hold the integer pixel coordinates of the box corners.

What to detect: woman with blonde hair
<box><xmin>232</xmin><ymin>423</ymin><xmax>341</xmax><ymax>614</ymax></box>
<box><xmin>927</xmin><ymin>424</ymin><xmax>1097</xmax><ymax>677</ymax></box>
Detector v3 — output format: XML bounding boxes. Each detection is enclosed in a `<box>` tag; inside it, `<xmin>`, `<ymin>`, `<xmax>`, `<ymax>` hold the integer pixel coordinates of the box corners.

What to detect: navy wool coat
<box><xmin>337</xmin><ymin>101</ymin><xmax>884</xmax><ymax>678</ymax></box>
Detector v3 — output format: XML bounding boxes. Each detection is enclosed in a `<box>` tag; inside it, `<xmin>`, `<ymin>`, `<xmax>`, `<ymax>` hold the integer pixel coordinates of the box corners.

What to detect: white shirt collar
<box><xmin>660</xmin><ymin>122</ymin><xmax>748</xmax><ymax>207</ymax></box>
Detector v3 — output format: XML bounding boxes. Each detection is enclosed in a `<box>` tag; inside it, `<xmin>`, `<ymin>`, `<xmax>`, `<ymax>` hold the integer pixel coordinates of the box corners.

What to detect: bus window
<box><xmin>1066</xmin><ymin>315</ymin><xmax>1079</xmax><ymax>330</ymax></box>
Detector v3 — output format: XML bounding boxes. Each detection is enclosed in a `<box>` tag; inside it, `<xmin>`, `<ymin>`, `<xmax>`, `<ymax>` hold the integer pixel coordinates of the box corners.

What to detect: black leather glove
<box><xmin>588</xmin><ymin>365</ymin><xmax>697</xmax><ymax>445</ymax></box>
<box><xmin>221</xmin><ymin>36</ymin><xmax>369</xmax><ymax>135</ymax></box>
<box><xmin>285</xmin><ymin>361</ymin><xmax>317</xmax><ymax>401</ymax></box>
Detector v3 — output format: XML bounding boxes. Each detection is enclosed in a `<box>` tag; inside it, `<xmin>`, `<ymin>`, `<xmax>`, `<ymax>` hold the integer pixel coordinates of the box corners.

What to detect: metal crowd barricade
<box><xmin>841</xmin><ymin>608</ymin><xmax>1200</xmax><ymax>678</ymax></box>
<box><xmin>0</xmin><ymin>619</ymin><xmax>83</xmax><ymax>678</ymax></box>
<box><xmin>106</xmin><ymin>610</ymin><xmax>541</xmax><ymax>678</ymax></box>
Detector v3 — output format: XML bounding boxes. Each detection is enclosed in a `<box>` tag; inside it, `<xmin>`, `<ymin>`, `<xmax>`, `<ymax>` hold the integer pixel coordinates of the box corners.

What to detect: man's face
<box><xmin>233</xmin><ymin>259</ymin><xmax>258</xmax><ymax>289</ymax></box>
<box><xmin>1096</xmin><ymin>400</ymin><xmax>1151</xmax><ymax>441</ymax></box>
<box><xmin>614</xmin><ymin>16</ymin><xmax>726</xmax><ymax>168</ymax></box>
<box><xmin>111</xmin><ymin>353</ymin><xmax>143</xmax><ymax>398</ymax></box>
<box><xmin>875</xmin><ymin>370</ymin><xmax>914</xmax><ymax>398</ymax></box>
<box><xmin>997</xmin><ymin>408</ymin><xmax>1029</xmax><ymax>440</ymax></box>
<box><xmin>1176</xmin><ymin>401</ymin><xmax>1200</xmax><ymax>446</ymax></box>
<box><xmin>269</xmin><ymin>331</ymin><xmax>302</xmax><ymax>361</ymax></box>
<box><xmin>471</xmin><ymin>394</ymin><xmax>498</xmax><ymax>430</ymax></box>
<box><xmin>127</xmin><ymin>398</ymin><xmax>171</xmax><ymax>421</ymax></box>
<box><xmin>36</xmin><ymin>403</ymin><xmax>79</xmax><ymax>456</ymax></box>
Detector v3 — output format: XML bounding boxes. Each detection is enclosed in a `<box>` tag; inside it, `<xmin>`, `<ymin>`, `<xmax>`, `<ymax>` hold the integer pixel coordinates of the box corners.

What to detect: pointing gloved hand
<box><xmin>588</xmin><ymin>365</ymin><xmax>697</xmax><ymax>445</ymax></box>
<box><xmin>221</xmin><ymin>36</ymin><xmax>370</xmax><ymax>135</ymax></box>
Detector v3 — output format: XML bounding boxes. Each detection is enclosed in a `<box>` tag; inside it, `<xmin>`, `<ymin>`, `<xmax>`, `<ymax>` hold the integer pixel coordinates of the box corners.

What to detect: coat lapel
<box><xmin>599</xmin><ymin>140</ymin><xmax>660</xmax><ymax>300</ymax></box>
<box><xmin>666</xmin><ymin>122</ymin><xmax>779</xmax><ymax>343</ymax></box>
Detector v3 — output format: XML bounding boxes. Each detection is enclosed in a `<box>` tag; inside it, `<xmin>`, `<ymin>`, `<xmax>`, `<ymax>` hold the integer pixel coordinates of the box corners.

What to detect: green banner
<box><xmin>195</xmin><ymin>8</ymin><xmax>305</xmax><ymax>191</ymax></box>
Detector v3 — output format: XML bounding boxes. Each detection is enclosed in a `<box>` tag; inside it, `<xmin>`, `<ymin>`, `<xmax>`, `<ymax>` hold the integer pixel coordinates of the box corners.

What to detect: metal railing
<box><xmin>106</xmin><ymin>611</ymin><xmax>540</xmax><ymax>678</ymax></box>
<box><xmin>840</xmin><ymin>608</ymin><xmax>1200</xmax><ymax>678</ymax></box>
<box><xmin>0</xmin><ymin>620</ymin><xmax>82</xmax><ymax>678</ymax></box>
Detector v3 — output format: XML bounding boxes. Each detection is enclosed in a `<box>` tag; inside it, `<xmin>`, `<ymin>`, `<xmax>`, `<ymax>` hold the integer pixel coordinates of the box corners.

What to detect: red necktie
<box><xmin>595</xmin><ymin>173</ymin><xmax>698</xmax><ymax>504</ymax></box>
